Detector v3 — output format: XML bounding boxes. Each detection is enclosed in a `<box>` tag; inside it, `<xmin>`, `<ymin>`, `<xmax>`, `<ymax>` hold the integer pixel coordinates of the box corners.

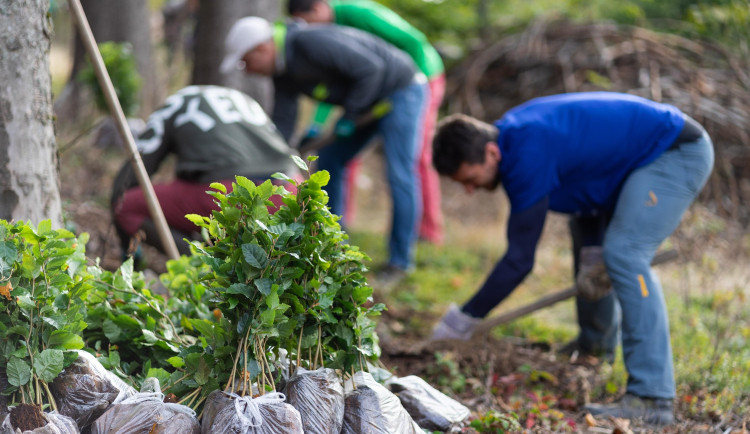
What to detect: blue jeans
<box><xmin>578</xmin><ymin>132</ymin><xmax>714</xmax><ymax>399</ymax></box>
<box><xmin>317</xmin><ymin>81</ymin><xmax>426</xmax><ymax>269</ymax></box>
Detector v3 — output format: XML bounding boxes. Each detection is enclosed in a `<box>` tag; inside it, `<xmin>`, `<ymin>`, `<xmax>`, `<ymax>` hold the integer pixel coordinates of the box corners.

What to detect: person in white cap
<box><xmin>222</xmin><ymin>17</ymin><xmax>427</xmax><ymax>288</ymax></box>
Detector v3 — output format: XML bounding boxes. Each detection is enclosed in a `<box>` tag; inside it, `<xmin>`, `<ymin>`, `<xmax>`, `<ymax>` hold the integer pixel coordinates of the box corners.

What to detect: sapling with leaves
<box><xmin>183</xmin><ymin>156</ymin><xmax>384</xmax><ymax>398</ymax></box>
<box><xmin>0</xmin><ymin>220</ymin><xmax>91</xmax><ymax>418</ymax></box>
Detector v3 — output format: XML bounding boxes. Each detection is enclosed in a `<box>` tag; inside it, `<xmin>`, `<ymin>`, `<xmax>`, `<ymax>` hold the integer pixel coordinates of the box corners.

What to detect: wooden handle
<box><xmin>472</xmin><ymin>249</ymin><xmax>679</xmax><ymax>335</ymax></box>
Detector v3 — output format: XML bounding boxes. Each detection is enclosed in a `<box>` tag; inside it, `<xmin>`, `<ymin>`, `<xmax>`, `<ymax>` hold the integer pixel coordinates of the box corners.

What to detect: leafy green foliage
<box><xmin>185</xmin><ymin>164</ymin><xmax>384</xmax><ymax>395</ymax></box>
<box><xmin>469</xmin><ymin>409</ymin><xmax>522</xmax><ymax>433</ymax></box>
<box><xmin>82</xmin><ymin>259</ymin><xmax>186</xmax><ymax>380</ymax></box>
<box><xmin>0</xmin><ymin>220</ymin><xmax>92</xmax><ymax>410</ymax></box>
<box><xmin>78</xmin><ymin>41</ymin><xmax>142</xmax><ymax>117</ymax></box>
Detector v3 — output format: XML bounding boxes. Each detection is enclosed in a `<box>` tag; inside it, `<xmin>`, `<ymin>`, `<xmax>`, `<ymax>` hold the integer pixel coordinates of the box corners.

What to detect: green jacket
<box><xmin>331</xmin><ymin>0</ymin><xmax>443</xmax><ymax>78</ymax></box>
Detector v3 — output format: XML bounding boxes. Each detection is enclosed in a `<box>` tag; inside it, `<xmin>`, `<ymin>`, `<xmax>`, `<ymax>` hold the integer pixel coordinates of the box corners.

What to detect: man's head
<box><xmin>287</xmin><ymin>0</ymin><xmax>333</xmax><ymax>23</ymax></box>
<box><xmin>433</xmin><ymin>114</ymin><xmax>502</xmax><ymax>194</ymax></box>
<box><xmin>221</xmin><ymin>17</ymin><xmax>276</xmax><ymax>76</ymax></box>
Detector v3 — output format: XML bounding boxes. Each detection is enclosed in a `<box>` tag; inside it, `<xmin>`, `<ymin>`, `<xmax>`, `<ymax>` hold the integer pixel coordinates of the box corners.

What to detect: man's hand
<box><xmin>430</xmin><ymin>304</ymin><xmax>481</xmax><ymax>341</ymax></box>
<box><xmin>577</xmin><ymin>246</ymin><xmax>612</xmax><ymax>301</ymax></box>
<box><xmin>334</xmin><ymin>117</ymin><xmax>356</xmax><ymax>139</ymax></box>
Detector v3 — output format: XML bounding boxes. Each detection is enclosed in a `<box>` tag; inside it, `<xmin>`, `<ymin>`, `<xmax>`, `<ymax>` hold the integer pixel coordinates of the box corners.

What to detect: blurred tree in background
<box><xmin>379</xmin><ymin>0</ymin><xmax>749</xmax><ymax>60</ymax></box>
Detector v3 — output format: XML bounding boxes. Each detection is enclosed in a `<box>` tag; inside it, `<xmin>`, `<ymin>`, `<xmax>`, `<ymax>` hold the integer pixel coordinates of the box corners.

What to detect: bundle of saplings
<box><xmin>0</xmin><ymin>220</ymin><xmax>93</xmax><ymax>433</ymax></box>
<box><xmin>142</xmin><ymin>160</ymin><xmax>385</xmax><ymax>420</ymax></box>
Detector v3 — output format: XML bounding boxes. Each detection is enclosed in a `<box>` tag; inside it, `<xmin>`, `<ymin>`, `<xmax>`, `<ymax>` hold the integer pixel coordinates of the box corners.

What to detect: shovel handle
<box><xmin>471</xmin><ymin>249</ymin><xmax>679</xmax><ymax>336</ymax></box>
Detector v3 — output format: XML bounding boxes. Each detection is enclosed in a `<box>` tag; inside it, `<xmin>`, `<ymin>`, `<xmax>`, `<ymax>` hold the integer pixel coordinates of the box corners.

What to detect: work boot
<box><xmin>372</xmin><ymin>264</ymin><xmax>409</xmax><ymax>293</ymax></box>
<box><xmin>584</xmin><ymin>393</ymin><xmax>674</xmax><ymax>426</ymax></box>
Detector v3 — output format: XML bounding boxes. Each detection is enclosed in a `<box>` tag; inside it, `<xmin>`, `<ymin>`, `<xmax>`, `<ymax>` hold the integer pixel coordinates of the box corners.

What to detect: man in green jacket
<box><xmin>288</xmin><ymin>0</ymin><xmax>446</xmax><ymax>244</ymax></box>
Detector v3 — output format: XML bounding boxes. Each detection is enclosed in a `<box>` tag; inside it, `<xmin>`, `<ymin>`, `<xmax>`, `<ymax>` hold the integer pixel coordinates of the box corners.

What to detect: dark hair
<box><xmin>287</xmin><ymin>0</ymin><xmax>320</xmax><ymax>15</ymax></box>
<box><xmin>432</xmin><ymin>114</ymin><xmax>498</xmax><ymax>176</ymax></box>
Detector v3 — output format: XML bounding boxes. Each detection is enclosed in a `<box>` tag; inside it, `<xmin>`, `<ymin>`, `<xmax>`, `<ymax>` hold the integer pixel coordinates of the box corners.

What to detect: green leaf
<box><xmin>37</xmin><ymin>220</ymin><xmax>52</xmax><ymax>236</ymax></box>
<box><xmin>185</xmin><ymin>214</ymin><xmax>209</xmax><ymax>227</ymax></box>
<box><xmin>103</xmin><ymin>319</ymin><xmax>122</xmax><ymax>341</ymax></box>
<box><xmin>146</xmin><ymin>368</ymin><xmax>171</xmax><ymax>387</ymax></box>
<box><xmin>6</xmin><ymin>357</ymin><xmax>31</xmax><ymax>387</ymax></box>
<box><xmin>195</xmin><ymin>357</ymin><xmax>210</xmax><ymax>386</ymax></box>
<box><xmin>335</xmin><ymin>322</ymin><xmax>354</xmax><ymax>346</ymax></box>
<box><xmin>48</xmin><ymin>330</ymin><xmax>85</xmax><ymax>350</ymax></box>
<box><xmin>34</xmin><ymin>349</ymin><xmax>64</xmax><ymax>382</ymax></box>
<box><xmin>226</xmin><ymin>283</ymin><xmax>253</xmax><ymax>298</ymax></box>
<box><xmin>291</xmin><ymin>155</ymin><xmax>308</xmax><ymax>172</ymax></box>
<box><xmin>254</xmin><ymin>278</ymin><xmax>272</xmax><ymax>296</ymax></box>
<box><xmin>209</xmin><ymin>182</ymin><xmax>227</xmax><ymax>194</ymax></box>
<box><xmin>166</xmin><ymin>356</ymin><xmax>185</xmax><ymax>368</ymax></box>
<box><xmin>309</xmin><ymin>170</ymin><xmax>330</xmax><ymax>187</ymax></box>
<box><xmin>241</xmin><ymin>243</ymin><xmax>268</xmax><ymax>269</ymax></box>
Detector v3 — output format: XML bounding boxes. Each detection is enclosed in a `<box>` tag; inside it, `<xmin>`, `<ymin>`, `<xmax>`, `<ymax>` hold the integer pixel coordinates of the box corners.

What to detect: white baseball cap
<box><xmin>220</xmin><ymin>17</ymin><xmax>272</xmax><ymax>74</ymax></box>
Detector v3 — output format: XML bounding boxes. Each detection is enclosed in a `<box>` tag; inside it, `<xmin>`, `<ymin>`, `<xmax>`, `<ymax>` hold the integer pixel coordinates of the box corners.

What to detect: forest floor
<box><xmin>57</xmin><ymin>121</ymin><xmax>750</xmax><ymax>433</ymax></box>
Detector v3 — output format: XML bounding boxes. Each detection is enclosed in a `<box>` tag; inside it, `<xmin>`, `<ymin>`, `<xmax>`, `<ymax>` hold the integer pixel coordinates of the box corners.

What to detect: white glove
<box><xmin>430</xmin><ymin>304</ymin><xmax>481</xmax><ymax>341</ymax></box>
<box><xmin>576</xmin><ymin>246</ymin><xmax>612</xmax><ymax>301</ymax></box>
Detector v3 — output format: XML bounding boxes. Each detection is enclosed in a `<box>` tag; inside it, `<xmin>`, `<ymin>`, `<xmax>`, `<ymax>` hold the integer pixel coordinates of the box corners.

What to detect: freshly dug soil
<box><xmin>9</xmin><ymin>403</ymin><xmax>46</xmax><ymax>432</ymax></box>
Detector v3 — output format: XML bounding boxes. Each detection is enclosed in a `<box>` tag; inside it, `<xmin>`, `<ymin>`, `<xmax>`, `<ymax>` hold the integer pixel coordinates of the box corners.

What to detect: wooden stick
<box><xmin>471</xmin><ymin>249</ymin><xmax>679</xmax><ymax>336</ymax></box>
<box><xmin>66</xmin><ymin>0</ymin><xmax>180</xmax><ymax>260</ymax></box>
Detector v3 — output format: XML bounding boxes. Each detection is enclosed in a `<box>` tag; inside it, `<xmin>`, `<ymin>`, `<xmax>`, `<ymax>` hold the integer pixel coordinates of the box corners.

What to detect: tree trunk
<box><xmin>0</xmin><ymin>0</ymin><xmax>63</xmax><ymax>227</ymax></box>
<box><xmin>54</xmin><ymin>0</ymin><xmax>161</xmax><ymax>123</ymax></box>
<box><xmin>192</xmin><ymin>0</ymin><xmax>278</xmax><ymax>111</ymax></box>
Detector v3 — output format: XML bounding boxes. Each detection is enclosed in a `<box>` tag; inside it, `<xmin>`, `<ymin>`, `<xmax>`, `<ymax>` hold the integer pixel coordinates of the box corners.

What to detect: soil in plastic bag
<box><xmin>1</xmin><ymin>410</ymin><xmax>79</xmax><ymax>434</ymax></box>
<box><xmin>90</xmin><ymin>378</ymin><xmax>199</xmax><ymax>434</ymax></box>
<box><xmin>200</xmin><ymin>390</ymin><xmax>303</xmax><ymax>434</ymax></box>
<box><xmin>283</xmin><ymin>367</ymin><xmax>344</xmax><ymax>434</ymax></box>
<box><xmin>341</xmin><ymin>372</ymin><xmax>421</xmax><ymax>434</ymax></box>
<box><xmin>49</xmin><ymin>351</ymin><xmax>136</xmax><ymax>431</ymax></box>
<box><xmin>386</xmin><ymin>375</ymin><xmax>470</xmax><ymax>432</ymax></box>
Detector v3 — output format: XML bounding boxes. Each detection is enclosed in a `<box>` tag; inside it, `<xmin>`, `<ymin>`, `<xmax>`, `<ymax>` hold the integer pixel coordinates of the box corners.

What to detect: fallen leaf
<box><xmin>0</xmin><ymin>281</ymin><xmax>11</xmax><ymax>300</ymax></box>
<box><xmin>585</xmin><ymin>413</ymin><xmax>597</xmax><ymax>427</ymax></box>
<box><xmin>611</xmin><ymin>416</ymin><xmax>633</xmax><ymax>434</ymax></box>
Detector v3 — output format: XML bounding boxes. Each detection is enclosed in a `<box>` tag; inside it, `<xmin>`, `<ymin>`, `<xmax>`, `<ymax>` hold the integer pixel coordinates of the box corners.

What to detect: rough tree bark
<box><xmin>191</xmin><ymin>0</ymin><xmax>278</xmax><ymax>111</ymax></box>
<box><xmin>0</xmin><ymin>0</ymin><xmax>63</xmax><ymax>227</ymax></box>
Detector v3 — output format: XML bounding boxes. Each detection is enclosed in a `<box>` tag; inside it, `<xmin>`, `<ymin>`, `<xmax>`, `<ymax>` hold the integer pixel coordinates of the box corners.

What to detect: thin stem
<box><xmin>295</xmin><ymin>327</ymin><xmax>304</xmax><ymax>376</ymax></box>
<box><xmin>242</xmin><ymin>333</ymin><xmax>250</xmax><ymax>396</ymax></box>
<box><xmin>192</xmin><ymin>396</ymin><xmax>207</xmax><ymax>413</ymax></box>
<box><xmin>314</xmin><ymin>324</ymin><xmax>322</xmax><ymax>371</ymax></box>
<box><xmin>42</xmin><ymin>381</ymin><xmax>57</xmax><ymax>412</ymax></box>
<box><xmin>358</xmin><ymin>334</ymin><xmax>365</xmax><ymax>373</ymax></box>
<box><xmin>225</xmin><ymin>332</ymin><xmax>246</xmax><ymax>393</ymax></box>
<box><xmin>161</xmin><ymin>372</ymin><xmax>191</xmax><ymax>393</ymax></box>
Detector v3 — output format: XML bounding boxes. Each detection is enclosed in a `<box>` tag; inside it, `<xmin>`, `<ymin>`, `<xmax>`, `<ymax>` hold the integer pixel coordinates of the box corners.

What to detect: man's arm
<box><xmin>335</xmin><ymin>3</ymin><xmax>431</xmax><ymax>75</ymax></box>
<box><xmin>462</xmin><ymin>197</ymin><xmax>549</xmax><ymax>318</ymax></box>
<box><xmin>271</xmin><ymin>79</ymin><xmax>300</xmax><ymax>143</ymax></box>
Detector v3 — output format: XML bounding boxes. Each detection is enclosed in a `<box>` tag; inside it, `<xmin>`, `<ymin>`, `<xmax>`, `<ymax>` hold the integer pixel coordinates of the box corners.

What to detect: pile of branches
<box><xmin>446</xmin><ymin>20</ymin><xmax>750</xmax><ymax>224</ymax></box>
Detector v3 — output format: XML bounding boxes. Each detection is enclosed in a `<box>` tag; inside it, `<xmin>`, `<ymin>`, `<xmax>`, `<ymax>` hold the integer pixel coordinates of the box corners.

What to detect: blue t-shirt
<box><xmin>496</xmin><ymin>92</ymin><xmax>685</xmax><ymax>215</ymax></box>
<box><xmin>462</xmin><ymin>92</ymin><xmax>686</xmax><ymax>318</ymax></box>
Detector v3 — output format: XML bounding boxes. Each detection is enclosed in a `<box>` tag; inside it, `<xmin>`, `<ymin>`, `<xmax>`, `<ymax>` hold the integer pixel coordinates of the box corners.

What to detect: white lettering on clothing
<box><xmin>175</xmin><ymin>97</ymin><xmax>216</xmax><ymax>132</ymax></box>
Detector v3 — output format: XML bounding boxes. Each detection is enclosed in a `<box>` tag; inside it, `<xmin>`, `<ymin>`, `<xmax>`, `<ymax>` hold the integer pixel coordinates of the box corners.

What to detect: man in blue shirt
<box><xmin>430</xmin><ymin>92</ymin><xmax>714</xmax><ymax>425</ymax></box>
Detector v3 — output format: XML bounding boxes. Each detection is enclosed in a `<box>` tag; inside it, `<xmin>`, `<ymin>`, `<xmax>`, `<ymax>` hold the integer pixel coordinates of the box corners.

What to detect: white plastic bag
<box><xmin>341</xmin><ymin>372</ymin><xmax>421</xmax><ymax>434</ymax></box>
<box><xmin>90</xmin><ymin>378</ymin><xmax>199</xmax><ymax>434</ymax></box>
<box><xmin>200</xmin><ymin>390</ymin><xmax>303</xmax><ymax>434</ymax></box>
<box><xmin>283</xmin><ymin>368</ymin><xmax>344</xmax><ymax>434</ymax></box>
<box><xmin>1</xmin><ymin>411</ymin><xmax>79</xmax><ymax>434</ymax></box>
<box><xmin>49</xmin><ymin>350</ymin><xmax>136</xmax><ymax>431</ymax></box>
<box><xmin>386</xmin><ymin>375</ymin><xmax>470</xmax><ymax>432</ymax></box>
